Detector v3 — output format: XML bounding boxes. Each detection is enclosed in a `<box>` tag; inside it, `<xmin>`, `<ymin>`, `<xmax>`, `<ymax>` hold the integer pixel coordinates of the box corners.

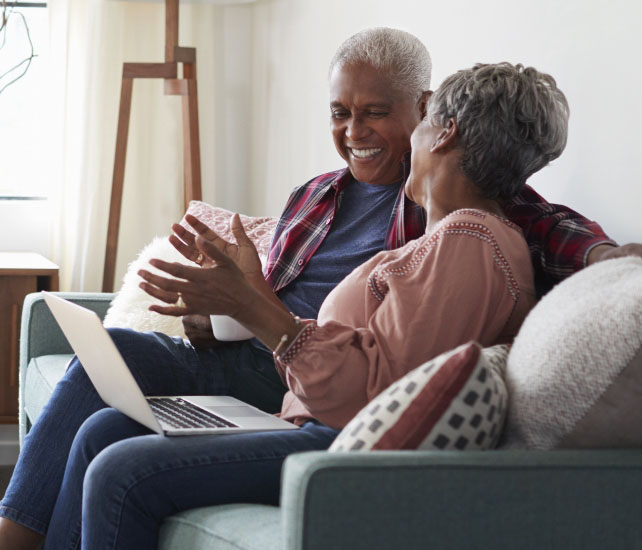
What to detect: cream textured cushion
<box><xmin>329</xmin><ymin>342</ymin><xmax>509</xmax><ymax>452</ymax></box>
<box><xmin>103</xmin><ymin>202</ymin><xmax>277</xmax><ymax>337</ymax></box>
<box><xmin>501</xmin><ymin>256</ymin><xmax>642</xmax><ymax>450</ymax></box>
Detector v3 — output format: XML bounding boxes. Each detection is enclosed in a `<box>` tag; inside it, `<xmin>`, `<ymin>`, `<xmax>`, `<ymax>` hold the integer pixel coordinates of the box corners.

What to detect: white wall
<box><xmin>216</xmin><ymin>0</ymin><xmax>641</xmax><ymax>245</ymax></box>
<box><xmin>4</xmin><ymin>0</ymin><xmax>639</xmax><ymax>288</ymax></box>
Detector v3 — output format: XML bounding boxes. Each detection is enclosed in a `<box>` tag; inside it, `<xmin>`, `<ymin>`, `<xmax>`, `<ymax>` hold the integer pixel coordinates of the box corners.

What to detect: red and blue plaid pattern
<box><xmin>265</xmin><ymin>161</ymin><xmax>614</xmax><ymax>295</ymax></box>
<box><xmin>504</xmin><ymin>185</ymin><xmax>616</xmax><ymax>291</ymax></box>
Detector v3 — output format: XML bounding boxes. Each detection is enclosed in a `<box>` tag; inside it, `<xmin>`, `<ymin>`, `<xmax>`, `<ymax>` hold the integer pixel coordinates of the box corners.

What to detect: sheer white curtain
<box><xmin>47</xmin><ymin>0</ymin><xmax>229</xmax><ymax>291</ymax></box>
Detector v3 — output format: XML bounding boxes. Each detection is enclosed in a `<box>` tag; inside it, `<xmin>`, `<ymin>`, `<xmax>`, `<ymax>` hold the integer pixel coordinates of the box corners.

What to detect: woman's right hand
<box><xmin>170</xmin><ymin>214</ymin><xmax>264</xmax><ymax>284</ymax></box>
<box><xmin>156</xmin><ymin>211</ymin><xmax>290</xmax><ymax>319</ymax></box>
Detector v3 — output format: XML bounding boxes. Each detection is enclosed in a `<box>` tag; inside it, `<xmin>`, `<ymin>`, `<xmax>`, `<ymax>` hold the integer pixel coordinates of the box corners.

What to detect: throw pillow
<box><xmin>103</xmin><ymin>202</ymin><xmax>277</xmax><ymax>337</ymax></box>
<box><xmin>500</xmin><ymin>256</ymin><xmax>642</xmax><ymax>450</ymax></box>
<box><xmin>329</xmin><ymin>341</ymin><xmax>509</xmax><ymax>452</ymax></box>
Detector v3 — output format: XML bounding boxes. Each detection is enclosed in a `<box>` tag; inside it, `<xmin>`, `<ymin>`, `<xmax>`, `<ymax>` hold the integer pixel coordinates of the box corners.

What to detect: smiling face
<box><xmin>329</xmin><ymin>62</ymin><xmax>425</xmax><ymax>186</ymax></box>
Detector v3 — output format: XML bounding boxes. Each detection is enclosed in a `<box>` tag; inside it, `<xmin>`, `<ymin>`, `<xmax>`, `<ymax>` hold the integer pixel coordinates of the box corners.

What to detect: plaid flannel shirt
<box><xmin>265</xmin><ymin>160</ymin><xmax>615</xmax><ymax>296</ymax></box>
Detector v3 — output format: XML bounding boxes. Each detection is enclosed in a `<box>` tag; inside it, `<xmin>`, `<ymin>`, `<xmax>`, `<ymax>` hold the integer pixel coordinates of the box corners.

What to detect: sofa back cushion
<box><xmin>501</xmin><ymin>256</ymin><xmax>642</xmax><ymax>450</ymax></box>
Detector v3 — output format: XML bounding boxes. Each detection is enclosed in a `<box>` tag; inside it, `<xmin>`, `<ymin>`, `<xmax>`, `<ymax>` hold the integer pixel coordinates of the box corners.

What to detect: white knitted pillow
<box><xmin>501</xmin><ymin>256</ymin><xmax>642</xmax><ymax>450</ymax></box>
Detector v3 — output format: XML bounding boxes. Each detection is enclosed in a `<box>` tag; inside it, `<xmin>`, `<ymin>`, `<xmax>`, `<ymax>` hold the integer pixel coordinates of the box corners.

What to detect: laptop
<box><xmin>42</xmin><ymin>292</ymin><xmax>298</xmax><ymax>436</ymax></box>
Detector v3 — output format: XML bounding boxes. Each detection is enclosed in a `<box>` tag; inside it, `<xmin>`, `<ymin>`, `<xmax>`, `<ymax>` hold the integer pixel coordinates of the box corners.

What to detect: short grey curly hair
<box><xmin>427</xmin><ymin>62</ymin><xmax>569</xmax><ymax>201</ymax></box>
<box><xmin>329</xmin><ymin>27</ymin><xmax>432</xmax><ymax>99</ymax></box>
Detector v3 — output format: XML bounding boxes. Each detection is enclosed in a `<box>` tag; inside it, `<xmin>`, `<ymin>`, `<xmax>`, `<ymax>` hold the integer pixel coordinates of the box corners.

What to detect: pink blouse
<box><xmin>275</xmin><ymin>209</ymin><xmax>536</xmax><ymax>429</ymax></box>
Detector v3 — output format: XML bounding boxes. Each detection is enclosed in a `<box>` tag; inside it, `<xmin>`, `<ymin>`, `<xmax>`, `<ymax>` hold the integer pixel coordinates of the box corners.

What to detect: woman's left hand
<box><xmin>138</xmin><ymin>234</ymin><xmax>257</xmax><ymax>318</ymax></box>
<box><xmin>171</xmin><ymin>214</ymin><xmax>264</xmax><ymax>282</ymax></box>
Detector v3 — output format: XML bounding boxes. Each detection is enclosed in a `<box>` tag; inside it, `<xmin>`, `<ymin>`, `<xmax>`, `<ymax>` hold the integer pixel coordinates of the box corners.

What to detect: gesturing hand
<box><xmin>138</xmin><ymin>231</ymin><xmax>258</xmax><ymax>318</ymax></box>
<box><xmin>171</xmin><ymin>214</ymin><xmax>264</xmax><ymax>283</ymax></box>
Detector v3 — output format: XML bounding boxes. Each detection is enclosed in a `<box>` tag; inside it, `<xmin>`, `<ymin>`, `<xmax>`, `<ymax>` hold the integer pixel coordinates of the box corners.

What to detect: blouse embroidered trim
<box><xmin>442</xmin><ymin>208</ymin><xmax>521</xmax><ymax>233</ymax></box>
<box><xmin>368</xmin><ymin>212</ymin><xmax>521</xmax><ymax>304</ymax></box>
<box><xmin>275</xmin><ymin>321</ymin><xmax>318</xmax><ymax>364</ymax></box>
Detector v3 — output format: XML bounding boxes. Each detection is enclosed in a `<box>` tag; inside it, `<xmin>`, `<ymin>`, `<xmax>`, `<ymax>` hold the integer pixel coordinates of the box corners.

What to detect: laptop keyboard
<box><xmin>148</xmin><ymin>398</ymin><xmax>238</xmax><ymax>430</ymax></box>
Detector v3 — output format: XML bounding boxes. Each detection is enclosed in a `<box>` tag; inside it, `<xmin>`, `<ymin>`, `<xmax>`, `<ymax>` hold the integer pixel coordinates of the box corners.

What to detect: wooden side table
<box><xmin>0</xmin><ymin>253</ymin><xmax>59</xmax><ymax>424</ymax></box>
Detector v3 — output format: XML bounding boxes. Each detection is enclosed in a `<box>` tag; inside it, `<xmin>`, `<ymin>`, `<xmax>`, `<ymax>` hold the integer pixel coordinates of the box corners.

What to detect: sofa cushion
<box><xmin>329</xmin><ymin>342</ymin><xmax>509</xmax><ymax>451</ymax></box>
<box><xmin>24</xmin><ymin>354</ymin><xmax>72</xmax><ymax>425</ymax></box>
<box><xmin>159</xmin><ymin>503</ymin><xmax>281</xmax><ymax>550</ymax></box>
<box><xmin>502</xmin><ymin>256</ymin><xmax>642</xmax><ymax>450</ymax></box>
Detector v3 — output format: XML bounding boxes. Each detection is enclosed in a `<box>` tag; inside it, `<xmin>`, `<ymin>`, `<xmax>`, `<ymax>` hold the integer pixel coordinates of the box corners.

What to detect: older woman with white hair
<box><xmin>0</xmin><ymin>28</ymin><xmax>618</xmax><ymax>550</ymax></box>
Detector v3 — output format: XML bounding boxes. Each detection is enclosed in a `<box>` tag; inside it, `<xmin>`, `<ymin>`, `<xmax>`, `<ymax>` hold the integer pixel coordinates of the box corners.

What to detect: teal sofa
<box><xmin>19</xmin><ymin>292</ymin><xmax>642</xmax><ymax>549</ymax></box>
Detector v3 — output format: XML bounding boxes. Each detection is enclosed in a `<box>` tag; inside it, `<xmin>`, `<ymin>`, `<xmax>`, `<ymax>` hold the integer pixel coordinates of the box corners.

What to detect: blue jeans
<box><xmin>44</xmin><ymin>409</ymin><xmax>338</xmax><ymax>550</ymax></box>
<box><xmin>0</xmin><ymin>328</ymin><xmax>290</xmax><ymax>539</ymax></box>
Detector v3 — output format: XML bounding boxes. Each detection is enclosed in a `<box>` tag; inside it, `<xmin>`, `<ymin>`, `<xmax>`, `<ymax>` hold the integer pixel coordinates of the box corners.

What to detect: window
<box><xmin>0</xmin><ymin>2</ymin><xmax>49</xmax><ymax>199</ymax></box>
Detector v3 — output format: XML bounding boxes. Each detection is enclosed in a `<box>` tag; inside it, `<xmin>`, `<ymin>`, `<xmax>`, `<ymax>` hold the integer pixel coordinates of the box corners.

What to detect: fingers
<box><xmin>185</xmin><ymin>215</ymin><xmax>228</xmax><ymax>245</ymax></box>
<box><xmin>138</xmin><ymin>277</ymin><xmax>196</xmax><ymax>317</ymax></box>
<box><xmin>172</xmin><ymin>223</ymin><xmax>196</xmax><ymax>247</ymax></box>
<box><xmin>171</xmin><ymin>224</ymin><xmax>209</xmax><ymax>266</ymax></box>
<box><xmin>138</xmin><ymin>268</ymin><xmax>185</xmax><ymax>296</ymax></box>
<box><xmin>148</xmin><ymin>303</ymin><xmax>193</xmax><ymax>317</ymax></box>
<box><xmin>146</xmin><ymin>259</ymin><xmax>209</xmax><ymax>281</ymax></box>
<box><xmin>230</xmin><ymin>213</ymin><xmax>255</xmax><ymax>247</ymax></box>
<box><xmin>138</xmin><ymin>272</ymin><xmax>205</xmax><ymax>317</ymax></box>
<box><xmin>170</xmin><ymin>224</ymin><xmax>199</xmax><ymax>264</ymax></box>
<box><xmin>194</xmin><ymin>236</ymin><xmax>232</xmax><ymax>264</ymax></box>
<box><xmin>169</xmin><ymin>234</ymin><xmax>197</xmax><ymax>263</ymax></box>
<box><xmin>138</xmin><ymin>278</ymin><xmax>180</xmax><ymax>304</ymax></box>
<box><xmin>137</xmin><ymin>265</ymin><xmax>205</xmax><ymax>309</ymax></box>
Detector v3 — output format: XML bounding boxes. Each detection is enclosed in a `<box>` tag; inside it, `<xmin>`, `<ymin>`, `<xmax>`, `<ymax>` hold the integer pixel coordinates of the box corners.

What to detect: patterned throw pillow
<box><xmin>501</xmin><ymin>257</ymin><xmax>642</xmax><ymax>450</ymax></box>
<box><xmin>329</xmin><ymin>342</ymin><xmax>509</xmax><ymax>452</ymax></box>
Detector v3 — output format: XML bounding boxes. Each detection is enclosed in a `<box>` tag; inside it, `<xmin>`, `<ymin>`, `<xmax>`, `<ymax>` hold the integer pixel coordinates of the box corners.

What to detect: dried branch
<box><xmin>0</xmin><ymin>4</ymin><xmax>38</xmax><ymax>95</ymax></box>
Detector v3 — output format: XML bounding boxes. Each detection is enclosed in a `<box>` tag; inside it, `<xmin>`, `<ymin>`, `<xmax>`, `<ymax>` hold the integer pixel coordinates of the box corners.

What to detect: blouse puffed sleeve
<box><xmin>275</xmin><ymin>216</ymin><xmax>528</xmax><ymax>429</ymax></box>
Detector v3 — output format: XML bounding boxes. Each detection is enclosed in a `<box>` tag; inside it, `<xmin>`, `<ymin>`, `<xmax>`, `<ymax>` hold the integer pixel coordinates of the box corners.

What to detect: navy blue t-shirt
<box><xmin>277</xmin><ymin>179</ymin><xmax>402</xmax><ymax>319</ymax></box>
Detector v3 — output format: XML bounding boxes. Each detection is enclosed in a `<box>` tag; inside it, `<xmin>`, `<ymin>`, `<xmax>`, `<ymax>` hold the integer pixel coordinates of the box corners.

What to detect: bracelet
<box><xmin>273</xmin><ymin>315</ymin><xmax>302</xmax><ymax>360</ymax></box>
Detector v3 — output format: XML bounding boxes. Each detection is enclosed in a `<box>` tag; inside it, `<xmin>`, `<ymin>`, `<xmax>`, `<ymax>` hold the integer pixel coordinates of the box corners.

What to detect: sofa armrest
<box><xmin>281</xmin><ymin>449</ymin><xmax>642</xmax><ymax>550</ymax></box>
<box><xmin>20</xmin><ymin>292</ymin><xmax>115</xmax><ymax>362</ymax></box>
<box><xmin>19</xmin><ymin>292</ymin><xmax>115</xmax><ymax>443</ymax></box>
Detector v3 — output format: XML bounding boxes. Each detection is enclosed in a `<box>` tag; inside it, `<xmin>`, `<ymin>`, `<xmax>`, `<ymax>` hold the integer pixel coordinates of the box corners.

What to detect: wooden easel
<box><xmin>102</xmin><ymin>0</ymin><xmax>202</xmax><ymax>292</ymax></box>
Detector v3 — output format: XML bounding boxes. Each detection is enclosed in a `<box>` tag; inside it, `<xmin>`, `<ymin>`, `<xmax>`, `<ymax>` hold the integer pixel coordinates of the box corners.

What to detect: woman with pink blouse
<box><xmin>141</xmin><ymin>62</ymin><xmax>565</xmax><ymax>430</ymax></box>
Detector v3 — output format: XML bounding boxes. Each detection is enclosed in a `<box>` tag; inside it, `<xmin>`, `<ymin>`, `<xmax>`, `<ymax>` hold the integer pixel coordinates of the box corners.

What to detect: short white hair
<box><xmin>329</xmin><ymin>27</ymin><xmax>432</xmax><ymax>99</ymax></box>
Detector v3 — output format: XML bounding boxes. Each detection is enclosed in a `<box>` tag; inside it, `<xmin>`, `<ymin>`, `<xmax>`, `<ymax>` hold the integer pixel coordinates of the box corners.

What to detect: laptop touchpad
<box><xmin>208</xmin><ymin>406</ymin><xmax>266</xmax><ymax>418</ymax></box>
